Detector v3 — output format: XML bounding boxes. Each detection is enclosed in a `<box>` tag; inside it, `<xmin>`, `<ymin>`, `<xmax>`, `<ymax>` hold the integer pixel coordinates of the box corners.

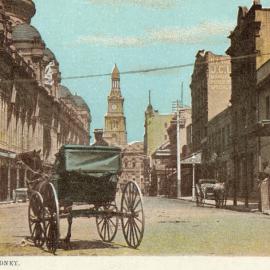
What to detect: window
<box><xmin>266</xmin><ymin>96</ymin><xmax>270</xmax><ymax>119</ymax></box>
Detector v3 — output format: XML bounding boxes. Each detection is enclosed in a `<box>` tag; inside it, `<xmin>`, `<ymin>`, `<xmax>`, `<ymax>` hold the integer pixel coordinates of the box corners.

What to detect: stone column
<box><xmin>16</xmin><ymin>166</ymin><xmax>20</xmax><ymax>189</ymax></box>
<box><xmin>157</xmin><ymin>176</ymin><xmax>160</xmax><ymax>196</ymax></box>
<box><xmin>192</xmin><ymin>164</ymin><xmax>196</xmax><ymax>201</ymax></box>
<box><xmin>7</xmin><ymin>162</ymin><xmax>11</xmax><ymax>201</ymax></box>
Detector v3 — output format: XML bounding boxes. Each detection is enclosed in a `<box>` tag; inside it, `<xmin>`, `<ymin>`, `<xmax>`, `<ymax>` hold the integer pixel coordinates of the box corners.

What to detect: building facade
<box><xmin>226</xmin><ymin>1</ymin><xmax>270</xmax><ymax>199</ymax></box>
<box><xmin>0</xmin><ymin>0</ymin><xmax>91</xmax><ymax>201</ymax></box>
<box><xmin>119</xmin><ymin>141</ymin><xmax>146</xmax><ymax>194</ymax></box>
<box><xmin>103</xmin><ymin>64</ymin><xmax>127</xmax><ymax>147</ymax></box>
<box><xmin>148</xmin><ymin>107</ymin><xmax>192</xmax><ymax>197</ymax></box>
<box><xmin>202</xmin><ymin>107</ymin><xmax>234</xmax><ymax>194</ymax></box>
<box><xmin>190</xmin><ymin>50</ymin><xmax>231</xmax><ymax>153</ymax></box>
<box><xmin>144</xmin><ymin>94</ymin><xmax>174</xmax><ymax>158</ymax></box>
<box><xmin>256</xmin><ymin>60</ymin><xmax>270</xmax><ymax>177</ymax></box>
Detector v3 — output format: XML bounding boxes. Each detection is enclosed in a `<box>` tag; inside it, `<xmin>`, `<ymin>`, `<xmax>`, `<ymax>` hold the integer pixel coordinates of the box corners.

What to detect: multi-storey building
<box><xmin>119</xmin><ymin>141</ymin><xmax>146</xmax><ymax>194</ymax></box>
<box><xmin>151</xmin><ymin>107</ymin><xmax>192</xmax><ymax>197</ymax></box>
<box><xmin>226</xmin><ymin>1</ymin><xmax>270</xmax><ymax>199</ymax></box>
<box><xmin>103</xmin><ymin>65</ymin><xmax>127</xmax><ymax>147</ymax></box>
<box><xmin>190</xmin><ymin>50</ymin><xmax>231</xmax><ymax>153</ymax></box>
<box><xmin>202</xmin><ymin>107</ymin><xmax>233</xmax><ymax>194</ymax></box>
<box><xmin>0</xmin><ymin>0</ymin><xmax>91</xmax><ymax>201</ymax></box>
<box><xmin>144</xmin><ymin>93</ymin><xmax>174</xmax><ymax>158</ymax></box>
<box><xmin>257</xmin><ymin>60</ymin><xmax>270</xmax><ymax>168</ymax></box>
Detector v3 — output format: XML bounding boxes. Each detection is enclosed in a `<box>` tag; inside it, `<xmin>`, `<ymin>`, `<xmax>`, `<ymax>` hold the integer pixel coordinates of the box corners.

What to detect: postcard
<box><xmin>1</xmin><ymin>0</ymin><xmax>270</xmax><ymax>269</ymax></box>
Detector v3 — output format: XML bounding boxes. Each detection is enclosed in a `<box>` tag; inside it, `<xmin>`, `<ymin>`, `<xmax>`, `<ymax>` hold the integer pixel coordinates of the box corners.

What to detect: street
<box><xmin>0</xmin><ymin>196</ymin><xmax>270</xmax><ymax>256</ymax></box>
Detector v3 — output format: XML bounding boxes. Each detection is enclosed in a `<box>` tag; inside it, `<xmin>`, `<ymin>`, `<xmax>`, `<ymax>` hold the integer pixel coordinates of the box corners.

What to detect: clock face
<box><xmin>112</xmin><ymin>104</ymin><xmax>117</xmax><ymax>111</ymax></box>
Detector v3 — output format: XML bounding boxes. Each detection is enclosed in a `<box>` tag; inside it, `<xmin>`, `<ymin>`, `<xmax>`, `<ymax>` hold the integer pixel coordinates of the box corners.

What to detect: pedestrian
<box><xmin>92</xmin><ymin>129</ymin><xmax>109</xmax><ymax>146</ymax></box>
<box><xmin>257</xmin><ymin>161</ymin><xmax>270</xmax><ymax>212</ymax></box>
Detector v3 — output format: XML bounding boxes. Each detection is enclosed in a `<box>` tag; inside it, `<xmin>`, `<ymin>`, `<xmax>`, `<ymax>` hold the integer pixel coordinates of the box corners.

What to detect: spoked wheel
<box><xmin>121</xmin><ymin>181</ymin><xmax>145</xmax><ymax>249</ymax></box>
<box><xmin>45</xmin><ymin>220</ymin><xmax>58</xmax><ymax>254</ymax></box>
<box><xmin>196</xmin><ymin>194</ymin><xmax>204</xmax><ymax>207</ymax></box>
<box><xmin>96</xmin><ymin>203</ymin><xmax>119</xmax><ymax>242</ymax></box>
<box><xmin>43</xmin><ymin>183</ymin><xmax>60</xmax><ymax>254</ymax></box>
<box><xmin>28</xmin><ymin>191</ymin><xmax>46</xmax><ymax>247</ymax></box>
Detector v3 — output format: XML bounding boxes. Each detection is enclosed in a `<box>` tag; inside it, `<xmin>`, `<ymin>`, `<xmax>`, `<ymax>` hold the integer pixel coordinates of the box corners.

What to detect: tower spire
<box><xmin>146</xmin><ymin>90</ymin><xmax>153</xmax><ymax>114</ymax></box>
<box><xmin>111</xmin><ymin>64</ymin><xmax>120</xmax><ymax>90</ymax></box>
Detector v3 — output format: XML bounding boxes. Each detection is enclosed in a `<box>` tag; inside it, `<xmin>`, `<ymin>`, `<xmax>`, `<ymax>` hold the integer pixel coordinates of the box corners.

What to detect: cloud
<box><xmin>77</xmin><ymin>21</ymin><xmax>234</xmax><ymax>47</ymax></box>
<box><xmin>86</xmin><ymin>0</ymin><xmax>177</xmax><ymax>9</ymax></box>
<box><xmin>149</xmin><ymin>21</ymin><xmax>235</xmax><ymax>44</ymax></box>
<box><xmin>78</xmin><ymin>35</ymin><xmax>143</xmax><ymax>47</ymax></box>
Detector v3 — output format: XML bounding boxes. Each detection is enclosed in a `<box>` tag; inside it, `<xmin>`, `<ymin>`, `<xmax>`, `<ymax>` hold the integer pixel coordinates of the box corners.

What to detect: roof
<box><xmin>71</xmin><ymin>95</ymin><xmax>90</xmax><ymax>112</ymax></box>
<box><xmin>44</xmin><ymin>48</ymin><xmax>56</xmax><ymax>61</ymax></box>
<box><xmin>12</xmin><ymin>23</ymin><xmax>42</xmax><ymax>42</ymax></box>
<box><xmin>60</xmin><ymin>144</ymin><xmax>121</xmax><ymax>152</ymax></box>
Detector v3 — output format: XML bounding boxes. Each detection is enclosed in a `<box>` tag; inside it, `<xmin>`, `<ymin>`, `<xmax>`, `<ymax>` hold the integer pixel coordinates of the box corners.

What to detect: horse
<box><xmin>16</xmin><ymin>150</ymin><xmax>46</xmax><ymax>193</ymax></box>
<box><xmin>213</xmin><ymin>182</ymin><xmax>227</xmax><ymax>208</ymax></box>
<box><xmin>16</xmin><ymin>150</ymin><xmax>73</xmax><ymax>251</ymax></box>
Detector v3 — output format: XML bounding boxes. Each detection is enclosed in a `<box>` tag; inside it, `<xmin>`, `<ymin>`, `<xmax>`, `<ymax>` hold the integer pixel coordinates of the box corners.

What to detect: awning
<box><xmin>151</xmin><ymin>141</ymin><xmax>171</xmax><ymax>159</ymax></box>
<box><xmin>0</xmin><ymin>149</ymin><xmax>16</xmax><ymax>159</ymax></box>
<box><xmin>181</xmin><ymin>152</ymin><xmax>201</xmax><ymax>165</ymax></box>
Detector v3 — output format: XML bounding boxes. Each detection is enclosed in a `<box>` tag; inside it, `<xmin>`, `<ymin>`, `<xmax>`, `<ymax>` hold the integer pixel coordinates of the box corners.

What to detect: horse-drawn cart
<box><xmin>24</xmin><ymin>145</ymin><xmax>145</xmax><ymax>253</ymax></box>
<box><xmin>195</xmin><ymin>179</ymin><xmax>226</xmax><ymax>208</ymax></box>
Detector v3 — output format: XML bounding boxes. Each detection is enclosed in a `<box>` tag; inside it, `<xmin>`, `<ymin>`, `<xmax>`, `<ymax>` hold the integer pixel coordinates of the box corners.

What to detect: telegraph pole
<box><xmin>176</xmin><ymin>100</ymin><xmax>181</xmax><ymax>198</ymax></box>
<box><xmin>173</xmin><ymin>99</ymin><xmax>184</xmax><ymax>199</ymax></box>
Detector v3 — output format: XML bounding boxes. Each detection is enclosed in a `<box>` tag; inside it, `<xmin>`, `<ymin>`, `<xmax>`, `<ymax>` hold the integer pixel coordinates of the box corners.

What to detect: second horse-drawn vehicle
<box><xmin>17</xmin><ymin>145</ymin><xmax>145</xmax><ymax>254</ymax></box>
<box><xmin>195</xmin><ymin>179</ymin><xmax>227</xmax><ymax>208</ymax></box>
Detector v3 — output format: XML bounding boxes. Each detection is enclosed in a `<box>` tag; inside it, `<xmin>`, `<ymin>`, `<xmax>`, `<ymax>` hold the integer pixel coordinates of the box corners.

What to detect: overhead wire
<box><xmin>0</xmin><ymin>51</ymin><xmax>269</xmax><ymax>83</ymax></box>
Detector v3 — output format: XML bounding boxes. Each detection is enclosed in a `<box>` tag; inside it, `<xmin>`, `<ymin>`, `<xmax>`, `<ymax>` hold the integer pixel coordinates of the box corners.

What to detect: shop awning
<box><xmin>181</xmin><ymin>152</ymin><xmax>201</xmax><ymax>165</ymax></box>
<box><xmin>0</xmin><ymin>149</ymin><xmax>16</xmax><ymax>159</ymax></box>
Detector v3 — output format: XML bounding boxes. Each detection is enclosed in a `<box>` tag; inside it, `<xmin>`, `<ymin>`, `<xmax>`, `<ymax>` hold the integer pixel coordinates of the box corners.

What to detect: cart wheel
<box><xmin>43</xmin><ymin>183</ymin><xmax>59</xmax><ymax>254</ymax></box>
<box><xmin>196</xmin><ymin>192</ymin><xmax>204</xmax><ymax>207</ymax></box>
<box><xmin>121</xmin><ymin>181</ymin><xmax>145</xmax><ymax>249</ymax></box>
<box><xmin>28</xmin><ymin>191</ymin><xmax>45</xmax><ymax>247</ymax></box>
<box><xmin>45</xmin><ymin>220</ymin><xmax>58</xmax><ymax>254</ymax></box>
<box><xmin>96</xmin><ymin>204</ymin><xmax>119</xmax><ymax>242</ymax></box>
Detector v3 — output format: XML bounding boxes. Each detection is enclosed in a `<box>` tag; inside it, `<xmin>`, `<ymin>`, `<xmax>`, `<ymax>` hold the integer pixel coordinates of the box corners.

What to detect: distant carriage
<box><xmin>195</xmin><ymin>179</ymin><xmax>227</xmax><ymax>208</ymax></box>
<box><xmin>17</xmin><ymin>145</ymin><xmax>145</xmax><ymax>254</ymax></box>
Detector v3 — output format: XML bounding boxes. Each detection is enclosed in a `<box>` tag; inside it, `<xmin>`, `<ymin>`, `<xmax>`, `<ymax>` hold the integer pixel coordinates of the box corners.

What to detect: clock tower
<box><xmin>103</xmin><ymin>64</ymin><xmax>127</xmax><ymax>146</ymax></box>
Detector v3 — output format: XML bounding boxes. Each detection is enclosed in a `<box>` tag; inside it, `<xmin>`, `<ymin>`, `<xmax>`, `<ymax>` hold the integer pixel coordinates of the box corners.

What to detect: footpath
<box><xmin>178</xmin><ymin>196</ymin><xmax>263</xmax><ymax>214</ymax></box>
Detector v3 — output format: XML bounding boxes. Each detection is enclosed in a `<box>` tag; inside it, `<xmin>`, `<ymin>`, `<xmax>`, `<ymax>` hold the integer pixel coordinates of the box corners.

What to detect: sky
<box><xmin>31</xmin><ymin>0</ymin><xmax>267</xmax><ymax>143</ymax></box>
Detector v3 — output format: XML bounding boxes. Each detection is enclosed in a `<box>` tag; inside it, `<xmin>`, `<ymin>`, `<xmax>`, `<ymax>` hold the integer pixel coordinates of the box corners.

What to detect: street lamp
<box><xmin>191</xmin><ymin>154</ymin><xmax>196</xmax><ymax>201</ymax></box>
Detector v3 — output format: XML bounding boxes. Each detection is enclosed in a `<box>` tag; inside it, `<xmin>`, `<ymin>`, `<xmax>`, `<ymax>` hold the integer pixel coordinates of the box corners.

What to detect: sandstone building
<box><xmin>119</xmin><ymin>141</ymin><xmax>146</xmax><ymax>194</ymax></box>
<box><xmin>0</xmin><ymin>0</ymin><xmax>91</xmax><ymax>201</ymax></box>
<box><xmin>103</xmin><ymin>65</ymin><xmax>127</xmax><ymax>147</ymax></box>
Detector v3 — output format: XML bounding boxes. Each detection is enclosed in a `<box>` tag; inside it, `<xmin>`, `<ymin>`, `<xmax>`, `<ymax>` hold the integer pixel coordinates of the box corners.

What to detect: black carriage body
<box><xmin>52</xmin><ymin>145</ymin><xmax>122</xmax><ymax>205</ymax></box>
